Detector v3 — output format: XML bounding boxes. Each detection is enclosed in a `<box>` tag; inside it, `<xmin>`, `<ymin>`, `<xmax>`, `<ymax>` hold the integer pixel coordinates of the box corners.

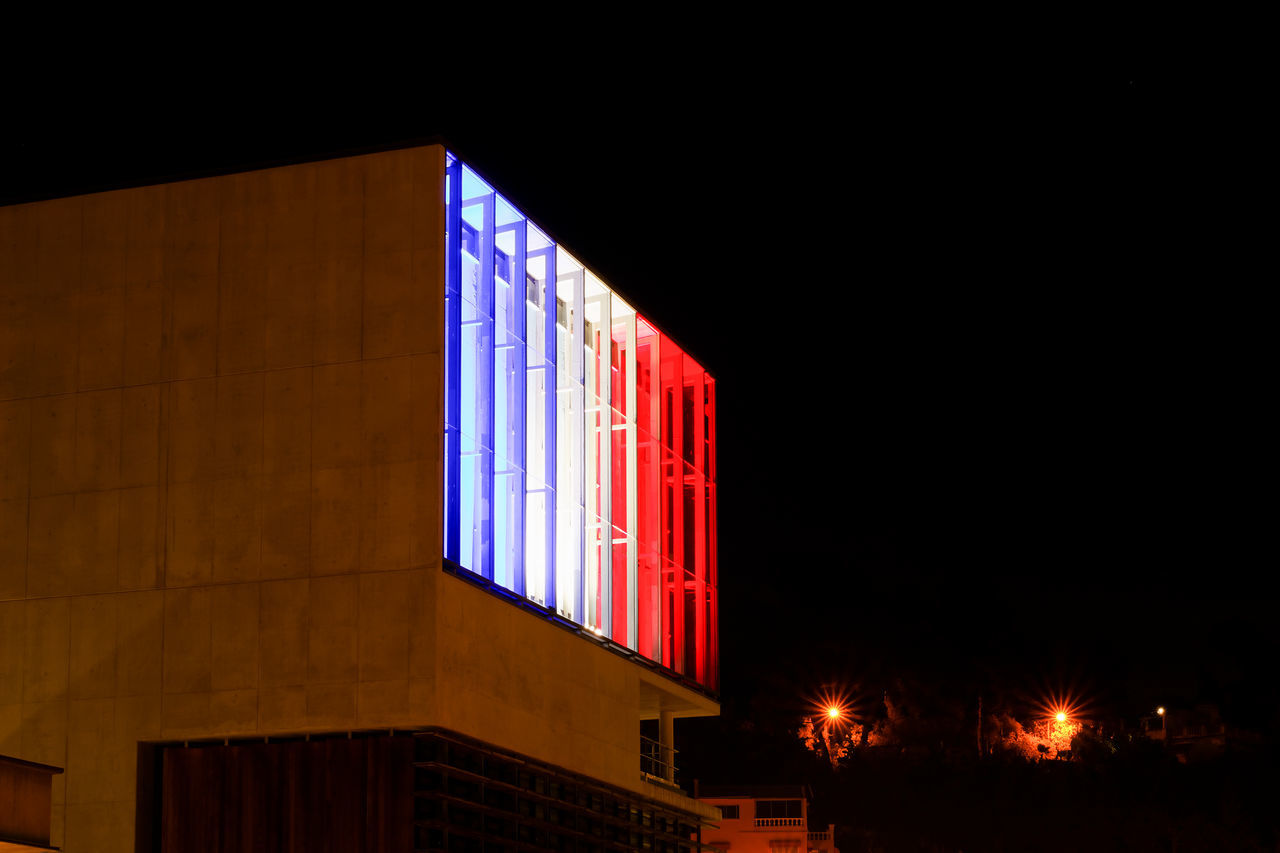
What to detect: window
<box><xmin>719</xmin><ymin>804</ymin><xmax>739</xmax><ymax>819</ymax></box>
<box><xmin>756</xmin><ymin>800</ymin><xmax>802</xmax><ymax>820</ymax></box>
<box><xmin>443</xmin><ymin>153</ymin><xmax>719</xmax><ymax>691</ymax></box>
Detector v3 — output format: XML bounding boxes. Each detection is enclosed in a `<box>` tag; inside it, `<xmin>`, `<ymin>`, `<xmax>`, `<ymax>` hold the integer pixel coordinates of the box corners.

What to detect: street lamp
<box><xmin>1157</xmin><ymin>706</ymin><xmax>1165</xmax><ymax>732</ymax></box>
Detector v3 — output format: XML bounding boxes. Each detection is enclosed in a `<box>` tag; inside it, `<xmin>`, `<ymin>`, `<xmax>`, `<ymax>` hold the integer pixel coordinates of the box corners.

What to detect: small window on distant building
<box><xmin>756</xmin><ymin>799</ymin><xmax>802</xmax><ymax>819</ymax></box>
<box><xmin>719</xmin><ymin>804</ymin><xmax>739</xmax><ymax>819</ymax></box>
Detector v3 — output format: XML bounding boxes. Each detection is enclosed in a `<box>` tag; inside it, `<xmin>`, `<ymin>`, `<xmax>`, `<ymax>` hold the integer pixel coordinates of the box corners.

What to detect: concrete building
<box><xmin>698</xmin><ymin>786</ymin><xmax>838</xmax><ymax>853</ymax></box>
<box><xmin>0</xmin><ymin>143</ymin><xmax>719</xmax><ymax>850</ymax></box>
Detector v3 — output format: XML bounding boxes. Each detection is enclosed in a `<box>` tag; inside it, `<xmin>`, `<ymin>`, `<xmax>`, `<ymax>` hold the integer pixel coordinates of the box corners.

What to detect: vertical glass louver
<box><xmin>444</xmin><ymin>154</ymin><xmax>718</xmax><ymax>691</ymax></box>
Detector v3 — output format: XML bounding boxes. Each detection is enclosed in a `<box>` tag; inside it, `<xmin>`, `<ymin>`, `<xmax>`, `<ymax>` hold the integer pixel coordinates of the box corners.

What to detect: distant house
<box><xmin>697</xmin><ymin>785</ymin><xmax>839</xmax><ymax>853</ymax></box>
<box><xmin>1138</xmin><ymin>704</ymin><xmax>1256</xmax><ymax>761</ymax></box>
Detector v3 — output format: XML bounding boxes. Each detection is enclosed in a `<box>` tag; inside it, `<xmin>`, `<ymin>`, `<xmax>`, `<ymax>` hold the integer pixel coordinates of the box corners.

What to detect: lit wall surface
<box><xmin>442</xmin><ymin>154</ymin><xmax>718</xmax><ymax>690</ymax></box>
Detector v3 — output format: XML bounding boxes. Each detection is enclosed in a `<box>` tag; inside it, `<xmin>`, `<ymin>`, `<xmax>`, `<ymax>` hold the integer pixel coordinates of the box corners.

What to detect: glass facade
<box><xmin>444</xmin><ymin>154</ymin><xmax>718</xmax><ymax>691</ymax></box>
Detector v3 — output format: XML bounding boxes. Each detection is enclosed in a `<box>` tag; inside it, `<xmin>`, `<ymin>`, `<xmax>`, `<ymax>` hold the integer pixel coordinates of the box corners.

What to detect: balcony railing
<box><xmin>640</xmin><ymin>734</ymin><xmax>678</xmax><ymax>786</ymax></box>
<box><xmin>809</xmin><ymin>830</ymin><xmax>831</xmax><ymax>841</ymax></box>
<box><xmin>755</xmin><ymin>817</ymin><xmax>805</xmax><ymax>827</ymax></box>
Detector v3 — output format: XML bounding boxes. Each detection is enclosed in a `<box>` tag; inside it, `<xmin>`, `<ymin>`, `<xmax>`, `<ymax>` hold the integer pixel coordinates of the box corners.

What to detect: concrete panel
<box><xmin>259</xmin><ymin>579</ymin><xmax>308</xmax><ymax>687</ymax></box>
<box><xmin>31</xmin><ymin>201</ymin><xmax>82</xmax><ymax>398</ymax></box>
<box><xmin>216</xmin><ymin>268</ymin><xmax>266</xmax><ymax>375</ymax></box>
<box><xmin>115</xmin><ymin>591</ymin><xmax>163</xmax><ymax>697</ymax></box>
<box><xmin>262</xmin><ymin>367</ymin><xmax>311</xmax><ymax>475</ymax></box>
<box><xmin>312</xmin><ymin>361</ymin><xmax>362</xmax><ymax>469</ymax></box>
<box><xmin>212</xmin><ymin>476</ymin><xmax>261</xmax><ymax>583</ymax></box>
<box><xmin>119</xmin><ymin>384</ymin><xmax>162</xmax><ymax>489</ymax></box>
<box><xmin>267</xmin><ymin>163</ymin><xmax>317</xmax><ymax>270</ymax></box>
<box><xmin>357</xmin><ymin>679</ymin><xmax>410</xmax><ymax>724</ymax></box>
<box><xmin>357</xmin><ymin>572</ymin><xmax>411</xmax><ymax>683</ymax></box>
<box><xmin>363</xmin><ymin>151</ymin><xmax>414</xmax><ymax>257</ymax></box>
<box><xmin>210</xmin><ymin>583</ymin><xmax>259</xmax><ymax>691</ymax></box>
<box><xmin>27</xmin><ymin>493</ymin><xmax>74</xmax><ymax>597</ymax></box>
<box><xmin>410</xmin><ymin>146</ymin><xmax>446</xmax><ymax>254</ymax></box>
<box><xmin>165</xmin><ymin>480</ymin><xmax>214</xmax><ymax>587</ymax></box>
<box><xmin>0</xmin><ymin>498</ymin><xmax>26</xmax><ymax>600</ymax></box>
<box><xmin>164</xmin><ymin>178</ymin><xmax>220</xmax><ymax>281</ymax></box>
<box><xmin>314</xmin><ymin>157</ymin><xmax>365</xmax><ymax>260</ymax></box>
<box><xmin>368</xmin><ymin>462</ymin><xmax>415</xmax><ymax>572</ymax></box>
<box><xmin>362</xmin><ymin>250</ymin><xmax>416</xmax><ymax>359</ymax></box>
<box><xmin>161</xmin><ymin>691</ymin><xmax>210</xmax><ymax>735</ymax></box>
<box><xmin>63</xmin><ymin>801</ymin><xmax>133</xmax><ymax>853</ymax></box>
<box><xmin>122</xmin><ymin>278</ymin><xmax>168</xmax><ymax>387</ymax></box>
<box><xmin>69</xmin><ymin>595</ymin><xmax>117</xmax><ymax>700</ymax></box>
<box><xmin>307</xmin><ymin>575</ymin><xmax>357</xmax><ymax>683</ymax></box>
<box><xmin>125</xmin><ymin>184</ymin><xmax>167</xmax><ymax>286</ymax></box>
<box><xmin>214</xmin><ymin>372</ymin><xmax>263</xmax><ymax>479</ymax></box>
<box><xmin>19</xmin><ymin>699</ymin><xmax>67</xmax><ymax>767</ymax></box>
<box><xmin>36</xmin><ymin>198</ymin><xmax>82</xmax><ymax>288</ymax></box>
<box><xmin>312</xmin><ymin>254</ymin><xmax>363</xmax><ymax>365</ymax></box>
<box><xmin>73</xmin><ymin>390</ymin><xmax>122</xmax><ymax>493</ymax></box>
<box><xmin>208</xmin><ymin>689</ymin><xmax>257</xmax><ymax>734</ymax></box>
<box><xmin>412</xmin><ymin>248</ymin><xmax>444</xmax><ymax>353</ymax></box>
<box><xmin>407</xmin><ymin>570</ymin><xmax>434</xmax><ymax>681</ymax></box>
<box><xmin>258</xmin><ymin>685</ymin><xmax>306</xmax><ymax>731</ymax></box>
<box><xmin>170</xmin><ymin>274</ymin><xmax>219</xmax><ymax>380</ymax></box>
<box><xmin>116</xmin><ymin>485</ymin><xmax>161</xmax><ymax>590</ymax></box>
<box><xmin>260</xmin><ymin>471</ymin><xmax>310</xmax><ymax>580</ymax></box>
<box><xmin>162</xmin><ymin>587</ymin><xmax>211</xmax><ymax>694</ymax></box>
<box><xmin>265</xmin><ymin>263</ymin><xmax>316</xmax><ymax>369</ymax></box>
<box><xmin>114</xmin><ymin>693</ymin><xmax>162</xmax><ymax>743</ymax></box>
<box><xmin>28</xmin><ymin>394</ymin><xmax>76</xmax><ymax>498</ymax></box>
<box><xmin>310</xmin><ymin>467</ymin><xmax>364</xmax><ymax>576</ymax></box>
<box><xmin>0</xmin><ymin>601</ymin><xmax>22</xmax><ymax>704</ymax></box>
<box><xmin>69</xmin><ymin>489</ymin><xmax>120</xmax><ymax>597</ymax></box>
<box><xmin>219</xmin><ymin>172</ymin><xmax>269</xmax><ymax>273</ymax></box>
<box><xmin>75</xmin><ymin>282</ymin><xmax>126</xmax><ymax>391</ymax></box>
<box><xmin>0</xmin><ymin>399</ymin><xmax>30</xmax><ymax>500</ymax></box>
<box><xmin>361</xmin><ymin>357</ymin><xmax>414</xmax><ymax>465</ymax></box>
<box><xmin>66</xmin><ymin>697</ymin><xmax>117</xmax><ymax>804</ymax></box>
<box><xmin>306</xmin><ymin>682</ymin><xmax>356</xmax><ymax>728</ymax></box>
<box><xmin>80</xmin><ymin>191</ymin><xmax>128</xmax><ymax>295</ymax></box>
<box><xmin>22</xmin><ymin>597</ymin><xmax>69</xmax><ymax>703</ymax></box>
<box><xmin>167</xmin><ymin>378</ymin><xmax>216</xmax><ymax>484</ymax></box>
<box><xmin>0</xmin><ymin>702</ymin><xmax>19</xmax><ymax>755</ymax></box>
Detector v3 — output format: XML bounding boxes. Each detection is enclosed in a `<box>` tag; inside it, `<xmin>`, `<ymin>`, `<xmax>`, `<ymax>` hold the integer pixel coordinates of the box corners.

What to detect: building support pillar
<box><xmin>659</xmin><ymin>709</ymin><xmax>675</xmax><ymax>783</ymax></box>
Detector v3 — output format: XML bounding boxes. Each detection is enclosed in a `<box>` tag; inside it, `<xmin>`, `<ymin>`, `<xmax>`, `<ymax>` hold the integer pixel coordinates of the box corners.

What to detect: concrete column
<box><xmin>659</xmin><ymin>709</ymin><xmax>675</xmax><ymax>783</ymax></box>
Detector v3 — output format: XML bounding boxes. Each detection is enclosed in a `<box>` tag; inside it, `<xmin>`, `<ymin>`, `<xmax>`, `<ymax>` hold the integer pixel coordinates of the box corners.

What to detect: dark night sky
<box><xmin>4</xmin><ymin>54</ymin><xmax>1273</xmax><ymax>750</ymax></box>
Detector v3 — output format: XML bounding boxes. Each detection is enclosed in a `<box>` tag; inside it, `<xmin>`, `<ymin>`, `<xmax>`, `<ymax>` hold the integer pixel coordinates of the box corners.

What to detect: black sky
<box><xmin>3</xmin><ymin>56</ymin><xmax>1272</xmax><ymax>739</ymax></box>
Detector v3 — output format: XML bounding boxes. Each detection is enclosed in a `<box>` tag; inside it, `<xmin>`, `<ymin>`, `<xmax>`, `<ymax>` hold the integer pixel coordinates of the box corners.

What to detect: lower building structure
<box><xmin>0</xmin><ymin>142</ymin><xmax>719</xmax><ymax>850</ymax></box>
<box><xmin>698</xmin><ymin>786</ymin><xmax>838</xmax><ymax>853</ymax></box>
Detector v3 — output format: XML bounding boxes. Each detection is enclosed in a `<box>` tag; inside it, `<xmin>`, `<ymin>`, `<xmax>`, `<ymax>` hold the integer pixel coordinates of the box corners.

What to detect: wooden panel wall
<box><xmin>158</xmin><ymin>736</ymin><xmax>411</xmax><ymax>853</ymax></box>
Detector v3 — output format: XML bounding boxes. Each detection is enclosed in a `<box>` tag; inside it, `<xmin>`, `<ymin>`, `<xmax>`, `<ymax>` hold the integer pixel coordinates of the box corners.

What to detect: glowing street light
<box><xmin>827</xmin><ymin>706</ymin><xmax>842</xmax><ymax>721</ymax></box>
<box><xmin>1055</xmin><ymin>711</ymin><xmax>1067</xmax><ymax>723</ymax></box>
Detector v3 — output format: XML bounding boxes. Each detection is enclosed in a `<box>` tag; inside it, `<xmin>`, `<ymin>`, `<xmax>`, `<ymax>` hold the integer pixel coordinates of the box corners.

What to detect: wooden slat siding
<box><xmin>0</xmin><ymin>756</ymin><xmax>61</xmax><ymax>848</ymax></box>
<box><xmin>156</xmin><ymin>736</ymin><xmax>412</xmax><ymax>853</ymax></box>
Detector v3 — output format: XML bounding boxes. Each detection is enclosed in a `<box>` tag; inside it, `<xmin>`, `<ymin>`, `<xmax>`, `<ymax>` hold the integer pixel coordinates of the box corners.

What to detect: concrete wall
<box><xmin>0</xmin><ymin>144</ymin><xmax>717</xmax><ymax>851</ymax></box>
<box><xmin>0</xmin><ymin>147</ymin><xmax>444</xmax><ymax>850</ymax></box>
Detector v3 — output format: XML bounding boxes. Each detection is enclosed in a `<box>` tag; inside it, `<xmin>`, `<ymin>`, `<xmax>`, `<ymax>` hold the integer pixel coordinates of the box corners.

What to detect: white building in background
<box><xmin>698</xmin><ymin>786</ymin><xmax>839</xmax><ymax>853</ymax></box>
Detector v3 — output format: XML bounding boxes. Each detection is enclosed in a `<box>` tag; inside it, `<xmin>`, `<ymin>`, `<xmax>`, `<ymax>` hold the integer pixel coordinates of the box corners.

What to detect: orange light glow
<box><xmin>1055</xmin><ymin>711</ymin><xmax>1067</xmax><ymax>723</ymax></box>
<box><xmin>1157</xmin><ymin>707</ymin><xmax>1165</xmax><ymax>716</ymax></box>
<box><xmin>827</xmin><ymin>705</ymin><xmax>842</xmax><ymax>720</ymax></box>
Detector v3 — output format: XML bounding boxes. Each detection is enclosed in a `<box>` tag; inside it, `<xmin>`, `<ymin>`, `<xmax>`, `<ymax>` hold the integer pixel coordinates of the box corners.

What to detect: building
<box><xmin>0</xmin><ymin>143</ymin><xmax>719</xmax><ymax>850</ymax></box>
<box><xmin>698</xmin><ymin>786</ymin><xmax>838</xmax><ymax>853</ymax></box>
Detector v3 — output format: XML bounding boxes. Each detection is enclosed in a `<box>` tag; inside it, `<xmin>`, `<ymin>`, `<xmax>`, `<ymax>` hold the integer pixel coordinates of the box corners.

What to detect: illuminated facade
<box><xmin>443</xmin><ymin>156</ymin><xmax>718</xmax><ymax>690</ymax></box>
<box><xmin>0</xmin><ymin>144</ymin><xmax>719</xmax><ymax>851</ymax></box>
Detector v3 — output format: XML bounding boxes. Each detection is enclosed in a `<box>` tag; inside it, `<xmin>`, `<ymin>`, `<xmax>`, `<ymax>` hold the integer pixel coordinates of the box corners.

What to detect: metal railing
<box><xmin>755</xmin><ymin>817</ymin><xmax>805</xmax><ymax>827</ymax></box>
<box><xmin>640</xmin><ymin>734</ymin><xmax>678</xmax><ymax>785</ymax></box>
